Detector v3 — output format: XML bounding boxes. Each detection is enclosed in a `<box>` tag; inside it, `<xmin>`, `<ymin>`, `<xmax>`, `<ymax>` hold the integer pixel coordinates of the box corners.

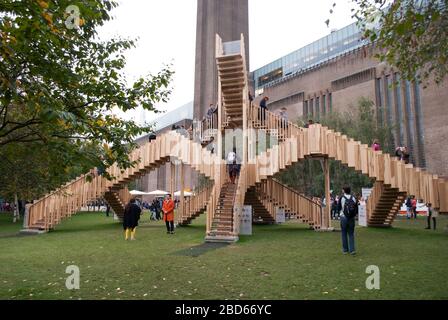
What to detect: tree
<box><xmin>330</xmin><ymin>0</ymin><xmax>448</xmax><ymax>85</ymax></box>
<box><xmin>0</xmin><ymin>138</ymin><xmax>101</xmax><ymax>221</ymax></box>
<box><xmin>0</xmin><ymin>0</ymin><xmax>173</xmax><ymax>176</ymax></box>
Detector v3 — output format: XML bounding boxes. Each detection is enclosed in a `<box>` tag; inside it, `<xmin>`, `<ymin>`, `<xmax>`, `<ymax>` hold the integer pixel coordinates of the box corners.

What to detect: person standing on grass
<box><xmin>162</xmin><ymin>194</ymin><xmax>175</xmax><ymax>234</ymax></box>
<box><xmin>338</xmin><ymin>186</ymin><xmax>358</xmax><ymax>255</ymax></box>
<box><xmin>425</xmin><ymin>203</ymin><xmax>438</xmax><ymax>230</ymax></box>
<box><xmin>405</xmin><ymin>196</ymin><xmax>413</xmax><ymax>219</ymax></box>
<box><xmin>123</xmin><ymin>198</ymin><xmax>141</xmax><ymax>241</ymax></box>
<box><xmin>331</xmin><ymin>196</ymin><xmax>339</xmax><ymax>220</ymax></box>
<box><xmin>411</xmin><ymin>196</ymin><xmax>418</xmax><ymax>219</ymax></box>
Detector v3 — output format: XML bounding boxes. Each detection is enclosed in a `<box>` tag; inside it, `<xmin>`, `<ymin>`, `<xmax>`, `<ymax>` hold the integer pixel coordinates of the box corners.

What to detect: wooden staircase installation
<box><xmin>246</xmin><ymin>112</ymin><xmax>448</xmax><ymax>220</ymax></box>
<box><xmin>103</xmin><ymin>188</ymin><xmax>132</xmax><ymax>221</ymax></box>
<box><xmin>255</xmin><ymin>178</ymin><xmax>323</xmax><ymax>229</ymax></box>
<box><xmin>178</xmin><ymin>184</ymin><xmax>213</xmax><ymax>226</ymax></box>
<box><xmin>366</xmin><ymin>181</ymin><xmax>407</xmax><ymax>227</ymax></box>
<box><xmin>25</xmin><ymin>34</ymin><xmax>448</xmax><ymax>241</ymax></box>
<box><xmin>206</xmin><ymin>182</ymin><xmax>238</xmax><ymax>242</ymax></box>
<box><xmin>244</xmin><ymin>186</ymin><xmax>276</xmax><ymax>225</ymax></box>
<box><xmin>25</xmin><ymin>131</ymin><xmax>225</xmax><ymax>231</ymax></box>
<box><xmin>216</xmin><ymin>36</ymin><xmax>246</xmax><ymax>128</ymax></box>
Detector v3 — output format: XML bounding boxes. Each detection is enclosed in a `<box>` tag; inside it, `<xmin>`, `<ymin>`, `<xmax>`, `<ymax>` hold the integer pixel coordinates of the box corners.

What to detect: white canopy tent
<box><xmin>146</xmin><ymin>190</ymin><xmax>169</xmax><ymax>196</ymax></box>
<box><xmin>129</xmin><ymin>190</ymin><xmax>169</xmax><ymax>196</ymax></box>
<box><xmin>174</xmin><ymin>191</ymin><xmax>194</xmax><ymax>197</ymax></box>
<box><xmin>129</xmin><ymin>190</ymin><xmax>150</xmax><ymax>196</ymax></box>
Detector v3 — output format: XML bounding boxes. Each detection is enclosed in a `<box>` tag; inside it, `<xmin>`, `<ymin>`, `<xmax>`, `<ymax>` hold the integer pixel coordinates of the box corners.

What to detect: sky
<box><xmin>97</xmin><ymin>0</ymin><xmax>357</xmax><ymax>125</ymax></box>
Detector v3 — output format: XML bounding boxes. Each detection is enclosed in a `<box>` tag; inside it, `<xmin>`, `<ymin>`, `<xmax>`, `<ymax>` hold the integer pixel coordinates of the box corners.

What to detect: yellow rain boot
<box><xmin>131</xmin><ymin>228</ymin><xmax>136</xmax><ymax>240</ymax></box>
<box><xmin>125</xmin><ymin>228</ymin><xmax>130</xmax><ymax>240</ymax></box>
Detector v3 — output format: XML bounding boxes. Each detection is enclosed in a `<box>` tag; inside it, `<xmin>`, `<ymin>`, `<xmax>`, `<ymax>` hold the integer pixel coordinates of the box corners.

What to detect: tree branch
<box><xmin>0</xmin><ymin>119</ymin><xmax>42</xmax><ymax>139</ymax></box>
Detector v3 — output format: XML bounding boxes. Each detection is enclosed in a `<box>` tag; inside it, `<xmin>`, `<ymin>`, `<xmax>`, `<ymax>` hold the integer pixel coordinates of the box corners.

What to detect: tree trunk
<box><xmin>13</xmin><ymin>193</ymin><xmax>20</xmax><ymax>223</ymax></box>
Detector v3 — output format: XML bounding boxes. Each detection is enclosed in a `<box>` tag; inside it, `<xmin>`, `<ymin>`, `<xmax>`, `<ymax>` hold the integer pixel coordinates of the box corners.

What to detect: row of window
<box><xmin>253</xmin><ymin>22</ymin><xmax>367</xmax><ymax>90</ymax></box>
<box><xmin>331</xmin><ymin>68</ymin><xmax>376</xmax><ymax>91</ymax></box>
<box><xmin>375</xmin><ymin>74</ymin><xmax>426</xmax><ymax>167</ymax></box>
<box><xmin>303</xmin><ymin>93</ymin><xmax>333</xmax><ymax>119</ymax></box>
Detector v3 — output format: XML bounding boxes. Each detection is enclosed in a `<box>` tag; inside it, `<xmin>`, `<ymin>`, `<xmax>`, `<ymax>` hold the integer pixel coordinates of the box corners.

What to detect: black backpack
<box><xmin>343</xmin><ymin>195</ymin><xmax>358</xmax><ymax>219</ymax></box>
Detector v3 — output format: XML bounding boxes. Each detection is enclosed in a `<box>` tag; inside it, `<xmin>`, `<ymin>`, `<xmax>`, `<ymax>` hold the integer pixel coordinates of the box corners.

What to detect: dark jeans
<box><xmin>412</xmin><ymin>207</ymin><xmax>417</xmax><ymax>219</ymax></box>
<box><xmin>331</xmin><ymin>208</ymin><xmax>339</xmax><ymax>219</ymax></box>
<box><xmin>340</xmin><ymin>215</ymin><xmax>355</xmax><ymax>253</ymax></box>
<box><xmin>427</xmin><ymin>214</ymin><xmax>436</xmax><ymax>230</ymax></box>
<box><xmin>165</xmin><ymin>221</ymin><xmax>174</xmax><ymax>233</ymax></box>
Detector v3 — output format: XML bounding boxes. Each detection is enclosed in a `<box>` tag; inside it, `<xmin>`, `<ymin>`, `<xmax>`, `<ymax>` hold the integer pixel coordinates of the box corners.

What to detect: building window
<box><xmin>394</xmin><ymin>73</ymin><xmax>405</xmax><ymax>146</ymax></box>
<box><xmin>316</xmin><ymin>97</ymin><xmax>320</xmax><ymax>119</ymax></box>
<box><xmin>404</xmin><ymin>80</ymin><xmax>415</xmax><ymax>163</ymax></box>
<box><xmin>329</xmin><ymin>93</ymin><xmax>333</xmax><ymax>112</ymax></box>
<box><xmin>375</xmin><ymin>78</ymin><xmax>384</xmax><ymax>125</ymax></box>
<box><xmin>304</xmin><ymin>100</ymin><xmax>308</xmax><ymax>117</ymax></box>
<box><xmin>258</xmin><ymin>67</ymin><xmax>283</xmax><ymax>87</ymax></box>
<box><xmin>413</xmin><ymin>81</ymin><xmax>426</xmax><ymax>168</ymax></box>
<box><xmin>310</xmin><ymin>99</ymin><xmax>314</xmax><ymax>117</ymax></box>
<box><xmin>322</xmin><ymin>95</ymin><xmax>326</xmax><ymax>114</ymax></box>
<box><xmin>385</xmin><ymin>75</ymin><xmax>393</xmax><ymax>127</ymax></box>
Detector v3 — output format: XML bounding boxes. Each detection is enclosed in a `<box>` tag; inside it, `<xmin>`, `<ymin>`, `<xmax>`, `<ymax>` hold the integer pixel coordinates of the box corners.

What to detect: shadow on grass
<box><xmin>253</xmin><ymin>225</ymin><xmax>314</xmax><ymax>233</ymax></box>
<box><xmin>0</xmin><ymin>232</ymin><xmax>31</xmax><ymax>239</ymax></box>
<box><xmin>51</xmin><ymin>222</ymin><xmax>119</xmax><ymax>234</ymax></box>
<box><xmin>138</xmin><ymin>224</ymin><xmax>167</xmax><ymax>230</ymax></box>
<box><xmin>172</xmin><ymin>242</ymin><xmax>229</xmax><ymax>257</ymax></box>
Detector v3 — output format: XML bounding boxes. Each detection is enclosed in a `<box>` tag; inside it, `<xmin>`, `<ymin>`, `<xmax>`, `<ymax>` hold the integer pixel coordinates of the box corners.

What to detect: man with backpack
<box><xmin>338</xmin><ymin>186</ymin><xmax>358</xmax><ymax>255</ymax></box>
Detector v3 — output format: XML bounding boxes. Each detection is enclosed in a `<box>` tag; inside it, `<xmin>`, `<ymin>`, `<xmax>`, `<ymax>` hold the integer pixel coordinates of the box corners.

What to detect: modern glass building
<box><xmin>252</xmin><ymin>22</ymin><xmax>368</xmax><ymax>92</ymax></box>
<box><xmin>151</xmin><ymin>101</ymin><xmax>194</xmax><ymax>132</ymax></box>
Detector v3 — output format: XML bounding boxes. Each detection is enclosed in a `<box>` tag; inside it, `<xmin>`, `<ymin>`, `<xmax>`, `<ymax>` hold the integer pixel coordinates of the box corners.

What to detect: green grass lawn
<box><xmin>0</xmin><ymin>211</ymin><xmax>447</xmax><ymax>300</ymax></box>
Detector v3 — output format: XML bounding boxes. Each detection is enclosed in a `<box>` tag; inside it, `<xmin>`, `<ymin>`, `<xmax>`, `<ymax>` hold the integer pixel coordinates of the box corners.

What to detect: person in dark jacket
<box><xmin>401</xmin><ymin>147</ymin><xmax>411</xmax><ymax>164</ymax></box>
<box><xmin>259</xmin><ymin>96</ymin><xmax>269</xmax><ymax>125</ymax></box>
<box><xmin>123</xmin><ymin>198</ymin><xmax>142</xmax><ymax>240</ymax></box>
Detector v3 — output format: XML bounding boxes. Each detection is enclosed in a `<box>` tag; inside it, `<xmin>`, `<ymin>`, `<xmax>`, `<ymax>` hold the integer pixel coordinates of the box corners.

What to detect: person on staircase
<box><xmin>401</xmin><ymin>147</ymin><xmax>411</xmax><ymax>164</ymax></box>
<box><xmin>338</xmin><ymin>186</ymin><xmax>358</xmax><ymax>255</ymax></box>
<box><xmin>278</xmin><ymin>107</ymin><xmax>289</xmax><ymax>134</ymax></box>
<box><xmin>425</xmin><ymin>203</ymin><xmax>438</xmax><ymax>230</ymax></box>
<box><xmin>123</xmin><ymin>198</ymin><xmax>142</xmax><ymax>241</ymax></box>
<box><xmin>205</xmin><ymin>103</ymin><xmax>217</xmax><ymax>132</ymax></box>
<box><xmin>229</xmin><ymin>161</ymin><xmax>241</xmax><ymax>184</ymax></box>
<box><xmin>259</xmin><ymin>96</ymin><xmax>269</xmax><ymax>126</ymax></box>
<box><xmin>372</xmin><ymin>139</ymin><xmax>381</xmax><ymax>151</ymax></box>
<box><xmin>304</xmin><ymin>119</ymin><xmax>314</xmax><ymax>128</ymax></box>
<box><xmin>162</xmin><ymin>194</ymin><xmax>175</xmax><ymax>234</ymax></box>
<box><xmin>227</xmin><ymin>148</ymin><xmax>237</xmax><ymax>183</ymax></box>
